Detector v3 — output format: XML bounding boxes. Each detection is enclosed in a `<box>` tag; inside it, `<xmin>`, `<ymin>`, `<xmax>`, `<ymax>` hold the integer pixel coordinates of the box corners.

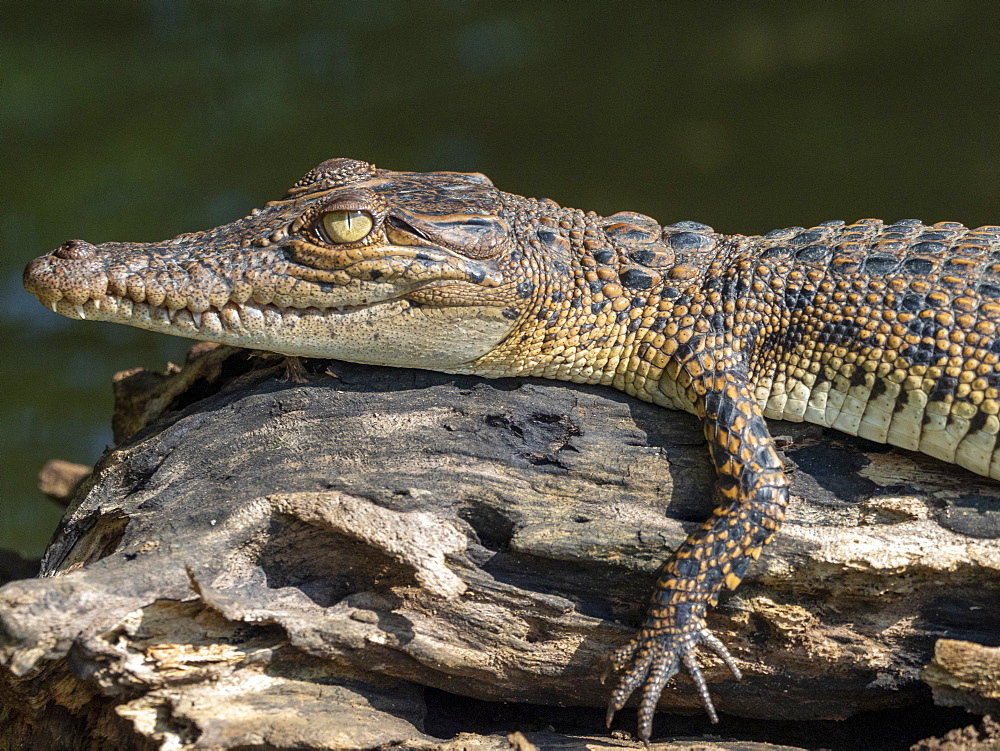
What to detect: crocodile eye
<box><xmin>320</xmin><ymin>210</ymin><xmax>374</xmax><ymax>243</ymax></box>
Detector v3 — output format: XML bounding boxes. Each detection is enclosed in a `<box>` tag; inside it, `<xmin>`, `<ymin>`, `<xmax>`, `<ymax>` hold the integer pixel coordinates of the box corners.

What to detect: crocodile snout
<box><xmin>23</xmin><ymin>243</ymin><xmax>109</xmax><ymax>308</ymax></box>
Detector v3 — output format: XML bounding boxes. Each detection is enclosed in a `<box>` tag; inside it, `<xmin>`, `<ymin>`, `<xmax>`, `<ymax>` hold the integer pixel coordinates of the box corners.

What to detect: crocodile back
<box><xmin>744</xmin><ymin>219</ymin><xmax>1000</xmax><ymax>478</ymax></box>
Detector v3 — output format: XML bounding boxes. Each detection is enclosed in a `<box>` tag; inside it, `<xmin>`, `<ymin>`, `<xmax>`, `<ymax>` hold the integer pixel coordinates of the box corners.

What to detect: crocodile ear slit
<box><xmin>385</xmin><ymin>215</ymin><xmax>430</xmax><ymax>241</ymax></box>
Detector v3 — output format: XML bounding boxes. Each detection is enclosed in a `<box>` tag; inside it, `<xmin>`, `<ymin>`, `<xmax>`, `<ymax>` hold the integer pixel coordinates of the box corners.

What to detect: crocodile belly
<box><xmin>755</xmin><ymin>343</ymin><xmax>1000</xmax><ymax>480</ymax></box>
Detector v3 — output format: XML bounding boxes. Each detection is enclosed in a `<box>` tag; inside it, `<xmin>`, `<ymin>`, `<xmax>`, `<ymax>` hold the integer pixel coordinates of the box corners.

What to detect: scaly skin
<box><xmin>23</xmin><ymin>158</ymin><xmax>1000</xmax><ymax>742</ymax></box>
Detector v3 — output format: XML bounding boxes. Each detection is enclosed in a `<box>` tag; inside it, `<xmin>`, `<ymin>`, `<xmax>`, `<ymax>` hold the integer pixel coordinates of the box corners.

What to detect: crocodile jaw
<box><xmin>24</xmin><ymin>230</ymin><xmax>515</xmax><ymax>369</ymax></box>
<box><xmin>43</xmin><ymin>293</ymin><xmax>512</xmax><ymax>366</ymax></box>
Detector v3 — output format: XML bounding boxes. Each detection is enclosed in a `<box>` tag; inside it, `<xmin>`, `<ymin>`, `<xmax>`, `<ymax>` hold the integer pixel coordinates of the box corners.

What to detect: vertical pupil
<box><xmin>321</xmin><ymin>209</ymin><xmax>372</xmax><ymax>242</ymax></box>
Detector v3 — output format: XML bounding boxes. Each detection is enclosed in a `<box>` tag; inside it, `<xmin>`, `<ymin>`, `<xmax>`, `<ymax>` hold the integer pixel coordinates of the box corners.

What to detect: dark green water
<box><xmin>3</xmin><ymin>1</ymin><xmax>998</xmax><ymax>557</ymax></box>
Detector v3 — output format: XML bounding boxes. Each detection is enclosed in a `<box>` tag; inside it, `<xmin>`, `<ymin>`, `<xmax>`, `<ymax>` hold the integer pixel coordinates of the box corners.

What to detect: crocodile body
<box><xmin>23</xmin><ymin>159</ymin><xmax>1000</xmax><ymax>741</ymax></box>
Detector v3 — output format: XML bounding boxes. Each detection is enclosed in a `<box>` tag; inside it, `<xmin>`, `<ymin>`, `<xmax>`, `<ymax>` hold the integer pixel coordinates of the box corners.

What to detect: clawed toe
<box><xmin>605</xmin><ymin>624</ymin><xmax>740</xmax><ymax>742</ymax></box>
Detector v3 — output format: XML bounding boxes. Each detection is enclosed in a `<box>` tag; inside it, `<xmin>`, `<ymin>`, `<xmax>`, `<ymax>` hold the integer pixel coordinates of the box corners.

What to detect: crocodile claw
<box><xmin>605</xmin><ymin>620</ymin><xmax>741</xmax><ymax>743</ymax></box>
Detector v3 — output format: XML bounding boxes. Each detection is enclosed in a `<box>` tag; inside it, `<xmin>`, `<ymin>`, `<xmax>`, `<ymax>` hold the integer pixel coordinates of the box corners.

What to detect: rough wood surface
<box><xmin>1</xmin><ymin>347</ymin><xmax>998</xmax><ymax>750</ymax></box>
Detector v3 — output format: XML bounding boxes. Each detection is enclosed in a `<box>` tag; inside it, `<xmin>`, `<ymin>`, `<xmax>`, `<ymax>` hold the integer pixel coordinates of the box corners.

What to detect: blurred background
<box><xmin>3</xmin><ymin>0</ymin><xmax>998</xmax><ymax>558</ymax></box>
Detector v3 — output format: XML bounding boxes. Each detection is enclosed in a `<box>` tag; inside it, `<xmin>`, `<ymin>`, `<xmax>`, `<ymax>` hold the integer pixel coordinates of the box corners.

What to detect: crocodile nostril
<box><xmin>54</xmin><ymin>239</ymin><xmax>97</xmax><ymax>260</ymax></box>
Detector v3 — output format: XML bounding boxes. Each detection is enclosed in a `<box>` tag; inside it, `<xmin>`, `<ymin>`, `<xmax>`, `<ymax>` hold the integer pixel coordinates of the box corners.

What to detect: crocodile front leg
<box><xmin>607</xmin><ymin>367</ymin><xmax>789</xmax><ymax>742</ymax></box>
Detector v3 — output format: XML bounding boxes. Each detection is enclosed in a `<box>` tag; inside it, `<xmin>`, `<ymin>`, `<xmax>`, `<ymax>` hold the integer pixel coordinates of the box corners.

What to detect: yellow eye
<box><xmin>320</xmin><ymin>210</ymin><xmax>374</xmax><ymax>243</ymax></box>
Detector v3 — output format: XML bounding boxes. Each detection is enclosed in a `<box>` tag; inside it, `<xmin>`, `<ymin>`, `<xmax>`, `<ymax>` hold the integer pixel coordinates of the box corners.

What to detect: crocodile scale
<box><xmin>23</xmin><ymin>159</ymin><xmax>1000</xmax><ymax>742</ymax></box>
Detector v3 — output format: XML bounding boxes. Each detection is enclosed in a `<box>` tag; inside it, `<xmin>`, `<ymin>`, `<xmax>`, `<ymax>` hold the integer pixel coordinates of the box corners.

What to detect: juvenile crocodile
<box><xmin>23</xmin><ymin>158</ymin><xmax>1000</xmax><ymax>742</ymax></box>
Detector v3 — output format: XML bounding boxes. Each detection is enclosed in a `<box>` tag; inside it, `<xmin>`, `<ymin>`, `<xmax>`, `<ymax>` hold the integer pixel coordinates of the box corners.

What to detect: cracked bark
<box><xmin>1</xmin><ymin>346</ymin><xmax>998</xmax><ymax>750</ymax></box>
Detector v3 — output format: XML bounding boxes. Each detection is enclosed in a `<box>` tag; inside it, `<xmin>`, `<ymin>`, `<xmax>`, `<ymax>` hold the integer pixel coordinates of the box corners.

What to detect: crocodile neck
<box><xmin>469</xmin><ymin>195</ymin><xmax>729</xmax><ymax>417</ymax></box>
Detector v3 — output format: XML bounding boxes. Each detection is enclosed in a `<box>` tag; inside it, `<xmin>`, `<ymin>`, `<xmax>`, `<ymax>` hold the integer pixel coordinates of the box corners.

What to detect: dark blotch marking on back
<box><xmin>863</xmin><ymin>256</ymin><xmax>899</xmax><ymax>275</ymax></box>
<box><xmin>790</xmin><ymin>229</ymin><xmax>826</xmax><ymax>246</ymax></box>
<box><xmin>795</xmin><ymin>244</ymin><xmax>831</xmax><ymax>262</ymax></box>
<box><xmin>621</xmin><ymin>268</ymin><xmax>654</xmax><ymax>289</ymax></box>
<box><xmin>903</xmin><ymin>258</ymin><xmax>935</xmax><ymax>276</ymax></box>
<box><xmin>536</xmin><ymin>227</ymin><xmax>559</xmax><ymax>245</ymax></box>
<box><xmin>902</xmin><ymin>339</ymin><xmax>941</xmax><ymax>366</ymax></box>
<box><xmin>650</xmin><ymin>317</ymin><xmax>669</xmax><ymax>333</ymax></box>
<box><xmin>912</xmin><ymin>241</ymin><xmax>948</xmax><ymax>254</ymax></box>
<box><xmin>760</xmin><ymin>246</ymin><xmax>792</xmax><ymax>260</ymax></box>
<box><xmin>905</xmin><ymin>316</ymin><xmax>937</xmax><ymax>339</ymax></box>
<box><xmin>813</xmin><ymin>317</ymin><xmax>865</xmax><ymax>347</ymax></box>
<box><xmin>978</xmin><ymin>283</ymin><xmax>1000</xmax><ymax>299</ymax></box>
<box><xmin>668</xmin><ymin>232</ymin><xmax>714</xmax><ymax>250</ymax></box>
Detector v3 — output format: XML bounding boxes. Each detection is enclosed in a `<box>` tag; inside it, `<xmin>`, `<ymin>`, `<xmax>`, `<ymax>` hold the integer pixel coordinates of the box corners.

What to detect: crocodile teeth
<box><xmin>200</xmin><ymin>310</ymin><xmax>222</xmax><ymax>335</ymax></box>
<box><xmin>51</xmin><ymin>293</ymin><xmax>381</xmax><ymax>339</ymax></box>
<box><xmin>173</xmin><ymin>309</ymin><xmax>194</xmax><ymax>328</ymax></box>
<box><xmin>151</xmin><ymin>306</ymin><xmax>171</xmax><ymax>326</ymax></box>
<box><xmin>242</xmin><ymin>305</ymin><xmax>264</xmax><ymax>328</ymax></box>
<box><xmin>220</xmin><ymin>304</ymin><xmax>241</xmax><ymax>330</ymax></box>
<box><xmin>263</xmin><ymin>306</ymin><xmax>282</xmax><ymax>327</ymax></box>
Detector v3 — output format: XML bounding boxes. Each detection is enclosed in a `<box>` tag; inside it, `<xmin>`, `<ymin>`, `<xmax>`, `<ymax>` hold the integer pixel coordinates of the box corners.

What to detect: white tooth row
<box><xmin>59</xmin><ymin>295</ymin><xmax>351</xmax><ymax>334</ymax></box>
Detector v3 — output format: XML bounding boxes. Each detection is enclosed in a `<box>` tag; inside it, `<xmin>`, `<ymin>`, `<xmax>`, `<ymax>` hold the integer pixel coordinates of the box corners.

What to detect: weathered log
<box><xmin>1</xmin><ymin>347</ymin><xmax>998</xmax><ymax>750</ymax></box>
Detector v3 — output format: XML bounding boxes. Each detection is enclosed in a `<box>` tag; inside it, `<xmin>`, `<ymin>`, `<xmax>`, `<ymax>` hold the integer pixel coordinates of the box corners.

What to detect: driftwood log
<box><xmin>1</xmin><ymin>345</ymin><xmax>998</xmax><ymax>750</ymax></box>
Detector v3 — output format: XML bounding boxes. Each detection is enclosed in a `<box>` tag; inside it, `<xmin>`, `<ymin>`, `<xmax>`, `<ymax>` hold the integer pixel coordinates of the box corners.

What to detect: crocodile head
<box><xmin>23</xmin><ymin>158</ymin><xmax>538</xmax><ymax>370</ymax></box>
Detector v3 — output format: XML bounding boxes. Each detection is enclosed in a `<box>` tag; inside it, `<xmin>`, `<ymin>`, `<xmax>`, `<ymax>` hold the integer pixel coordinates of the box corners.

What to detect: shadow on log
<box><xmin>1</xmin><ymin>346</ymin><xmax>998</xmax><ymax>750</ymax></box>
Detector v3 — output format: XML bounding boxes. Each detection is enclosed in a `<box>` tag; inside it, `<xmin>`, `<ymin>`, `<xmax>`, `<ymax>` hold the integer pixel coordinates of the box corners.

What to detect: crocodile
<box><xmin>23</xmin><ymin>158</ymin><xmax>1000</xmax><ymax>742</ymax></box>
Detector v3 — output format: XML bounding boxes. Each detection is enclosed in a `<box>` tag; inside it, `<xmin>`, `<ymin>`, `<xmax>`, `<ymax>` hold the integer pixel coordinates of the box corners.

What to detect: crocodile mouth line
<box><xmin>49</xmin><ymin>294</ymin><xmax>399</xmax><ymax>338</ymax></box>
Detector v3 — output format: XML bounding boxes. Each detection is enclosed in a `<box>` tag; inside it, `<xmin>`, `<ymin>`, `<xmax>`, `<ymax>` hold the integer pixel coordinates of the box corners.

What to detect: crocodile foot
<box><xmin>605</xmin><ymin>618</ymin><xmax>742</xmax><ymax>743</ymax></box>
